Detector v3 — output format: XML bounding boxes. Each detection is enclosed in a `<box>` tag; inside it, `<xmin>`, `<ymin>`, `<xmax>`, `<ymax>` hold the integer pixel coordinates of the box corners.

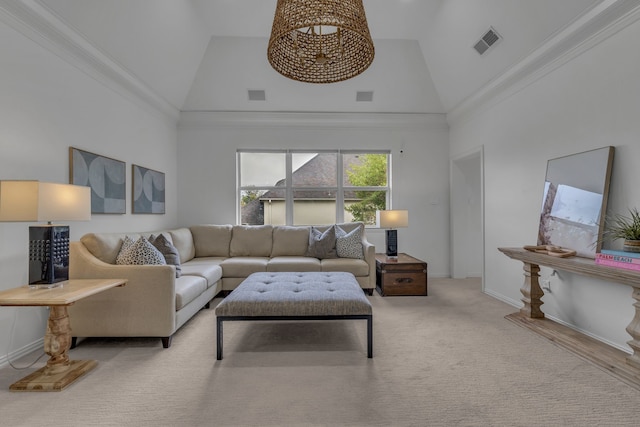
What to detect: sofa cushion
<box><xmin>191</xmin><ymin>224</ymin><xmax>232</xmax><ymax>257</ymax></box>
<box><xmin>169</xmin><ymin>228</ymin><xmax>196</xmax><ymax>263</ymax></box>
<box><xmin>149</xmin><ymin>234</ymin><xmax>182</xmax><ymax>278</ymax></box>
<box><xmin>271</xmin><ymin>226</ymin><xmax>310</xmax><ymax>257</ymax></box>
<box><xmin>335</xmin><ymin>223</ymin><xmax>364</xmax><ymax>259</ymax></box>
<box><xmin>81</xmin><ymin>232</ymin><xmax>134</xmax><ymax>264</ymax></box>
<box><xmin>116</xmin><ymin>236</ymin><xmax>166</xmax><ymax>266</ymax></box>
<box><xmin>180</xmin><ymin>261</ymin><xmax>223</xmax><ymax>289</ymax></box>
<box><xmin>320</xmin><ymin>258</ymin><xmax>370</xmax><ymax>276</ymax></box>
<box><xmin>230</xmin><ymin>225</ymin><xmax>273</xmax><ymax>257</ymax></box>
<box><xmin>306</xmin><ymin>226</ymin><xmax>337</xmax><ymax>259</ymax></box>
<box><xmin>220</xmin><ymin>257</ymin><xmax>269</xmax><ymax>277</ymax></box>
<box><xmin>174</xmin><ymin>275</ymin><xmax>207</xmax><ymax>311</ymax></box>
<box><xmin>267</xmin><ymin>256</ymin><xmax>321</xmax><ymax>272</ymax></box>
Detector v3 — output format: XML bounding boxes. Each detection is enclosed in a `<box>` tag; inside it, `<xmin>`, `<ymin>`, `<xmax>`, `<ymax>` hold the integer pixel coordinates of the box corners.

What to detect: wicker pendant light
<box><xmin>267</xmin><ymin>0</ymin><xmax>375</xmax><ymax>84</ymax></box>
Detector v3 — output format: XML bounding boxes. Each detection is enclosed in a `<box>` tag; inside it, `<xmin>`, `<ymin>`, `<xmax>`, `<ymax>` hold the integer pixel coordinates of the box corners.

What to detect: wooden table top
<box><xmin>0</xmin><ymin>279</ymin><xmax>127</xmax><ymax>306</ymax></box>
<box><xmin>375</xmin><ymin>253</ymin><xmax>426</xmax><ymax>265</ymax></box>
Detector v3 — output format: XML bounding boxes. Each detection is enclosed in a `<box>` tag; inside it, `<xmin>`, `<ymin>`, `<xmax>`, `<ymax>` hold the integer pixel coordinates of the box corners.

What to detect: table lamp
<box><xmin>377</xmin><ymin>210</ymin><xmax>409</xmax><ymax>258</ymax></box>
<box><xmin>0</xmin><ymin>181</ymin><xmax>91</xmax><ymax>288</ymax></box>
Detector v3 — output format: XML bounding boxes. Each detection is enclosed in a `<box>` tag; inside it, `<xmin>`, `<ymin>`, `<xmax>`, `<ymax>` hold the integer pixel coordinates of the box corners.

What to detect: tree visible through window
<box><xmin>344</xmin><ymin>153</ymin><xmax>387</xmax><ymax>224</ymax></box>
<box><xmin>238</xmin><ymin>150</ymin><xmax>390</xmax><ymax>226</ymax></box>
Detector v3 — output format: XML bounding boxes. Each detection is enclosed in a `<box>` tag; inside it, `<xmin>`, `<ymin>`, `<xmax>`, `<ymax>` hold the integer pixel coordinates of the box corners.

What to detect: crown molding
<box><xmin>0</xmin><ymin>0</ymin><xmax>179</xmax><ymax>122</ymax></box>
<box><xmin>447</xmin><ymin>0</ymin><xmax>640</xmax><ymax>127</ymax></box>
<box><xmin>178</xmin><ymin>111</ymin><xmax>449</xmax><ymax>131</ymax></box>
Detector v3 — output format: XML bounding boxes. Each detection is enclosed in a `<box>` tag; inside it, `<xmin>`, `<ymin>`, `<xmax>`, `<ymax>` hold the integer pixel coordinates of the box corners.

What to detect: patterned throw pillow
<box><xmin>305</xmin><ymin>226</ymin><xmax>337</xmax><ymax>259</ymax></box>
<box><xmin>336</xmin><ymin>224</ymin><xmax>364</xmax><ymax>259</ymax></box>
<box><xmin>149</xmin><ymin>234</ymin><xmax>182</xmax><ymax>277</ymax></box>
<box><xmin>115</xmin><ymin>236</ymin><xmax>136</xmax><ymax>265</ymax></box>
<box><xmin>116</xmin><ymin>236</ymin><xmax>166</xmax><ymax>266</ymax></box>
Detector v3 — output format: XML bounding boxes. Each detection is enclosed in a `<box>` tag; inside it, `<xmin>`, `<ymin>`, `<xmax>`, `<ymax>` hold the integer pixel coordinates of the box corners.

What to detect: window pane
<box><xmin>344</xmin><ymin>190</ymin><xmax>387</xmax><ymax>225</ymax></box>
<box><xmin>293</xmin><ymin>189</ymin><xmax>336</xmax><ymax>225</ymax></box>
<box><xmin>293</xmin><ymin>153</ymin><xmax>337</xmax><ymax>187</ymax></box>
<box><xmin>343</xmin><ymin>153</ymin><xmax>388</xmax><ymax>186</ymax></box>
<box><xmin>240</xmin><ymin>152</ymin><xmax>285</xmax><ymax>187</ymax></box>
<box><xmin>240</xmin><ymin>189</ymin><xmax>285</xmax><ymax>225</ymax></box>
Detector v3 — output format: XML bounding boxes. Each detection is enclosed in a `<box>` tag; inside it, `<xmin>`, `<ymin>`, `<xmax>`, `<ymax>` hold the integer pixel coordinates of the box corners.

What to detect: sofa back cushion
<box><xmin>271</xmin><ymin>226</ymin><xmax>310</xmax><ymax>257</ymax></box>
<box><xmin>169</xmin><ymin>228</ymin><xmax>196</xmax><ymax>263</ymax></box>
<box><xmin>81</xmin><ymin>232</ymin><xmax>138</xmax><ymax>264</ymax></box>
<box><xmin>191</xmin><ymin>225</ymin><xmax>232</xmax><ymax>257</ymax></box>
<box><xmin>230</xmin><ymin>225</ymin><xmax>273</xmax><ymax>257</ymax></box>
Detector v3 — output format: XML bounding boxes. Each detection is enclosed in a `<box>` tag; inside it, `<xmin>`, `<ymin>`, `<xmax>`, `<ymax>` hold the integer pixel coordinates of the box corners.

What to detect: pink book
<box><xmin>595</xmin><ymin>257</ymin><xmax>640</xmax><ymax>272</ymax></box>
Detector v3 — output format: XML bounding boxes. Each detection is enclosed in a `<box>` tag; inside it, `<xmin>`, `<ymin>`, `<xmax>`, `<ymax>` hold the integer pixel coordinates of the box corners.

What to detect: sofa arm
<box><xmin>362</xmin><ymin>237</ymin><xmax>376</xmax><ymax>289</ymax></box>
<box><xmin>68</xmin><ymin>241</ymin><xmax>177</xmax><ymax>337</ymax></box>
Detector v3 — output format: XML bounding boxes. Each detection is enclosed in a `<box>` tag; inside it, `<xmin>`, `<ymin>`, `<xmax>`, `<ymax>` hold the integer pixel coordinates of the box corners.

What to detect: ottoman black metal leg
<box><xmin>367</xmin><ymin>315</ymin><xmax>373</xmax><ymax>358</ymax></box>
<box><xmin>217</xmin><ymin>317</ymin><xmax>223</xmax><ymax>360</ymax></box>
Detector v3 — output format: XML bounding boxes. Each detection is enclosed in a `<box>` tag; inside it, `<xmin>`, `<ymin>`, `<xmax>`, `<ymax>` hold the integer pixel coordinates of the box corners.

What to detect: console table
<box><xmin>499</xmin><ymin>247</ymin><xmax>640</xmax><ymax>389</ymax></box>
<box><xmin>0</xmin><ymin>278</ymin><xmax>126</xmax><ymax>391</ymax></box>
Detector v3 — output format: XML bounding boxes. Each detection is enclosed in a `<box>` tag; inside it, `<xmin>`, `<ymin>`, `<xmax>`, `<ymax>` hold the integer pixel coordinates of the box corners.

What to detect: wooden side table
<box><xmin>0</xmin><ymin>278</ymin><xmax>126</xmax><ymax>391</ymax></box>
<box><xmin>375</xmin><ymin>253</ymin><xmax>428</xmax><ymax>296</ymax></box>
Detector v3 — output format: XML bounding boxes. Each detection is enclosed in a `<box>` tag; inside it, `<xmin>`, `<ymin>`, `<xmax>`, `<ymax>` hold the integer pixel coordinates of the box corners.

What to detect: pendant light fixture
<box><xmin>267</xmin><ymin>0</ymin><xmax>375</xmax><ymax>84</ymax></box>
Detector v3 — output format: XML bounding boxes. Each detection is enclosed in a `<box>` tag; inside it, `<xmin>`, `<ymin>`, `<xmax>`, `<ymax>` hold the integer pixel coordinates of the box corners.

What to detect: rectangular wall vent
<box><xmin>473</xmin><ymin>27</ymin><xmax>501</xmax><ymax>55</ymax></box>
<box><xmin>356</xmin><ymin>91</ymin><xmax>373</xmax><ymax>102</ymax></box>
<box><xmin>248</xmin><ymin>90</ymin><xmax>266</xmax><ymax>101</ymax></box>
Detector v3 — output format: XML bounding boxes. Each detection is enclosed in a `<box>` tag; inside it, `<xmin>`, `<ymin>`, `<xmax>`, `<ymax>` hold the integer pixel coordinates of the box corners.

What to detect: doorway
<box><xmin>450</xmin><ymin>147</ymin><xmax>484</xmax><ymax>288</ymax></box>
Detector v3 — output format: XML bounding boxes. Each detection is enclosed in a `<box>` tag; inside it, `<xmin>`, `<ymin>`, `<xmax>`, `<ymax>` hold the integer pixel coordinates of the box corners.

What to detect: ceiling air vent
<box><xmin>473</xmin><ymin>27</ymin><xmax>501</xmax><ymax>55</ymax></box>
<box><xmin>356</xmin><ymin>91</ymin><xmax>374</xmax><ymax>102</ymax></box>
<box><xmin>248</xmin><ymin>90</ymin><xmax>266</xmax><ymax>101</ymax></box>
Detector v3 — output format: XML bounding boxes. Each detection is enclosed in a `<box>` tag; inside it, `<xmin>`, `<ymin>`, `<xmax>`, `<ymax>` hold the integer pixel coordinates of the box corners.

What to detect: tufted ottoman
<box><xmin>215</xmin><ymin>272</ymin><xmax>372</xmax><ymax>359</ymax></box>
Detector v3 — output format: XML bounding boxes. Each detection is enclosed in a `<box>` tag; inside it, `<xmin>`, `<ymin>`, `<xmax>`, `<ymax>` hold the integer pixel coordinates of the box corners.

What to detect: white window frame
<box><xmin>237</xmin><ymin>149</ymin><xmax>391</xmax><ymax>225</ymax></box>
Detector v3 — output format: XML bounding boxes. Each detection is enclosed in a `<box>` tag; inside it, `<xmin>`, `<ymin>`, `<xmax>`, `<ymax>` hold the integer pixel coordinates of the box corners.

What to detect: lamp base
<box><xmin>28</xmin><ymin>225</ymin><xmax>69</xmax><ymax>286</ymax></box>
<box><xmin>28</xmin><ymin>282</ymin><xmax>65</xmax><ymax>290</ymax></box>
<box><xmin>385</xmin><ymin>229</ymin><xmax>398</xmax><ymax>257</ymax></box>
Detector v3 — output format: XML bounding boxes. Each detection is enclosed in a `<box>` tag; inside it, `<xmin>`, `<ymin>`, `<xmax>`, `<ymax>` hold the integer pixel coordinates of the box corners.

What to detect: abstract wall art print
<box><xmin>69</xmin><ymin>147</ymin><xmax>126</xmax><ymax>214</ymax></box>
<box><xmin>132</xmin><ymin>164</ymin><xmax>165</xmax><ymax>214</ymax></box>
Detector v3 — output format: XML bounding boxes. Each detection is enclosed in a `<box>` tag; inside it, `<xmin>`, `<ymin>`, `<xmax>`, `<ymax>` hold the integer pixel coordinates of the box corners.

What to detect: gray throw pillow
<box><xmin>149</xmin><ymin>234</ymin><xmax>182</xmax><ymax>278</ymax></box>
<box><xmin>336</xmin><ymin>224</ymin><xmax>364</xmax><ymax>259</ymax></box>
<box><xmin>306</xmin><ymin>226</ymin><xmax>337</xmax><ymax>259</ymax></box>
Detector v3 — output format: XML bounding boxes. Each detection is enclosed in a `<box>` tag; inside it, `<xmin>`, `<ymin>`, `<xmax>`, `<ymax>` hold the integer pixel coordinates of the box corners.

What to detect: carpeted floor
<box><xmin>1</xmin><ymin>278</ymin><xmax>640</xmax><ymax>426</ymax></box>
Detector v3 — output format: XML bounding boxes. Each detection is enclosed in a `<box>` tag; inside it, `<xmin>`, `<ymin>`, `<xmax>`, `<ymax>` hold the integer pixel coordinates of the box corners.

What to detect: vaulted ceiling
<box><xmin>37</xmin><ymin>0</ymin><xmax>602</xmax><ymax>115</ymax></box>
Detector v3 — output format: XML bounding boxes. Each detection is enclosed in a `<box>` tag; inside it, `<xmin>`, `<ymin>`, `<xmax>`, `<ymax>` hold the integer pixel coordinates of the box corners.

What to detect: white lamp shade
<box><xmin>377</xmin><ymin>210</ymin><xmax>409</xmax><ymax>228</ymax></box>
<box><xmin>0</xmin><ymin>181</ymin><xmax>91</xmax><ymax>222</ymax></box>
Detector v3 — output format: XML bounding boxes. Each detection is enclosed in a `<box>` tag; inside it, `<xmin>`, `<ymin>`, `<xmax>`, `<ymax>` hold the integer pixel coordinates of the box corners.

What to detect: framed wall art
<box><xmin>69</xmin><ymin>147</ymin><xmax>126</xmax><ymax>214</ymax></box>
<box><xmin>132</xmin><ymin>164</ymin><xmax>165</xmax><ymax>214</ymax></box>
<box><xmin>537</xmin><ymin>146</ymin><xmax>614</xmax><ymax>258</ymax></box>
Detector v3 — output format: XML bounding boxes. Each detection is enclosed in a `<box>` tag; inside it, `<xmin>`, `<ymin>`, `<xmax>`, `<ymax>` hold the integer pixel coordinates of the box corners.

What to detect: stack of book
<box><xmin>595</xmin><ymin>249</ymin><xmax>640</xmax><ymax>271</ymax></box>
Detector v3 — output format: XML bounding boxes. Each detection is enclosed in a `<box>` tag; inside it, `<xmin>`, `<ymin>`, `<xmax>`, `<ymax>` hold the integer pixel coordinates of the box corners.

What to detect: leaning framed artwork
<box><xmin>69</xmin><ymin>147</ymin><xmax>126</xmax><ymax>214</ymax></box>
<box><xmin>132</xmin><ymin>164</ymin><xmax>165</xmax><ymax>214</ymax></box>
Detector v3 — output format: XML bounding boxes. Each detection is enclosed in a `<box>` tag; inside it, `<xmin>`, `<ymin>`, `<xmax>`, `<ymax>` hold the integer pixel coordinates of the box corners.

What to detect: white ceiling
<box><xmin>38</xmin><ymin>0</ymin><xmax>602</xmax><ymax>114</ymax></box>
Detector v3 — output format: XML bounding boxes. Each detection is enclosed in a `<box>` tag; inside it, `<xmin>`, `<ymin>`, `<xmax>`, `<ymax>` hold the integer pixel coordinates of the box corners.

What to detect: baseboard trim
<box><xmin>505</xmin><ymin>312</ymin><xmax>640</xmax><ymax>391</ymax></box>
<box><xmin>0</xmin><ymin>338</ymin><xmax>44</xmax><ymax>370</ymax></box>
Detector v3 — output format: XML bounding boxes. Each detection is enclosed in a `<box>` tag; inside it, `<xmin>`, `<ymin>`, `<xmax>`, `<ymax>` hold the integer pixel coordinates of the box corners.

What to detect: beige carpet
<box><xmin>2</xmin><ymin>278</ymin><xmax>640</xmax><ymax>427</ymax></box>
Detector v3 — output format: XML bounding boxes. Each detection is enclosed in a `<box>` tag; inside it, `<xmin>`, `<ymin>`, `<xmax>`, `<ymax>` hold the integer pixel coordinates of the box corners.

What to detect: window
<box><xmin>238</xmin><ymin>150</ymin><xmax>390</xmax><ymax>226</ymax></box>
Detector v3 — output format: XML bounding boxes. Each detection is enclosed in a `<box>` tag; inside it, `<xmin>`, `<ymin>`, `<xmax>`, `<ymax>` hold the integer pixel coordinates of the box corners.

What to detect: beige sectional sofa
<box><xmin>68</xmin><ymin>223</ymin><xmax>375</xmax><ymax>348</ymax></box>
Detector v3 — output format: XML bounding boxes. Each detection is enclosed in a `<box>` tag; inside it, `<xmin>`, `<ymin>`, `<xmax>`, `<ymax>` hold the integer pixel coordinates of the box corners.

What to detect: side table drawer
<box><xmin>378</xmin><ymin>271</ymin><xmax>427</xmax><ymax>296</ymax></box>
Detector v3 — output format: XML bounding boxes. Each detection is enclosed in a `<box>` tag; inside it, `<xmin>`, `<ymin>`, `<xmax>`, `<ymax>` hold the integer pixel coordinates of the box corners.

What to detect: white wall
<box><xmin>451</xmin><ymin>150</ymin><xmax>483</xmax><ymax>279</ymax></box>
<box><xmin>449</xmin><ymin>16</ymin><xmax>640</xmax><ymax>351</ymax></box>
<box><xmin>177</xmin><ymin>112</ymin><xmax>451</xmax><ymax>276</ymax></box>
<box><xmin>0</xmin><ymin>19</ymin><xmax>179</xmax><ymax>364</ymax></box>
